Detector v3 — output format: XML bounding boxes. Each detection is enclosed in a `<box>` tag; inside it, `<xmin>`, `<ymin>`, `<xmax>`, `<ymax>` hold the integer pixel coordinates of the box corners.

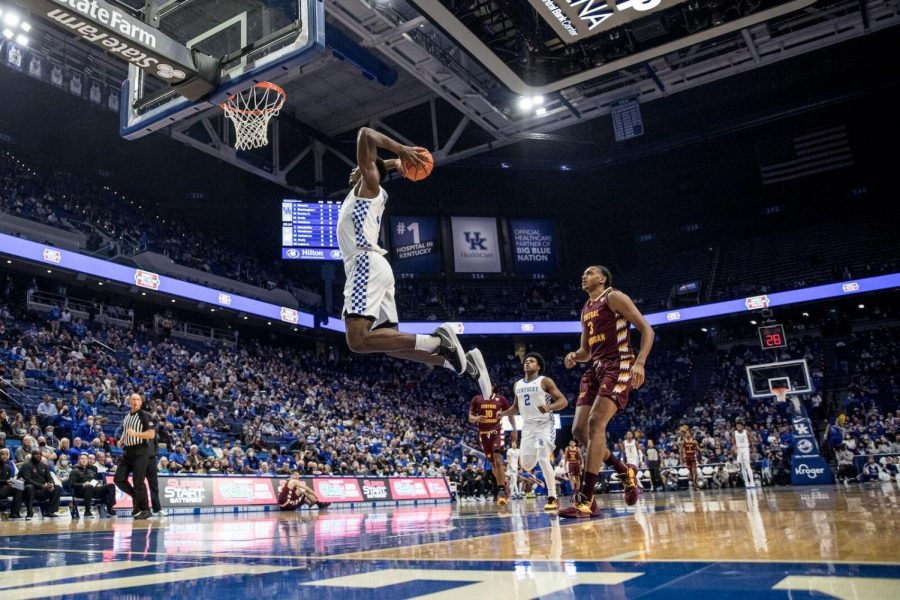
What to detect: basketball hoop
<box><xmin>220</xmin><ymin>82</ymin><xmax>286</xmax><ymax>150</ymax></box>
<box><xmin>771</xmin><ymin>387</ymin><xmax>789</xmax><ymax>403</ymax></box>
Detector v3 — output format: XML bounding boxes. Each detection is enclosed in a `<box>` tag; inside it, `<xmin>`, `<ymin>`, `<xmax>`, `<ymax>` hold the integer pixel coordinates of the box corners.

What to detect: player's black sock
<box><xmin>580</xmin><ymin>472</ymin><xmax>598</xmax><ymax>500</ymax></box>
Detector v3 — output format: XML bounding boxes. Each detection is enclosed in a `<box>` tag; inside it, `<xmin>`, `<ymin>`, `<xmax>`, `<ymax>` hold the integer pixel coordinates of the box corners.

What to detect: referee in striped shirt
<box><xmin>114</xmin><ymin>393</ymin><xmax>154</xmax><ymax>520</ymax></box>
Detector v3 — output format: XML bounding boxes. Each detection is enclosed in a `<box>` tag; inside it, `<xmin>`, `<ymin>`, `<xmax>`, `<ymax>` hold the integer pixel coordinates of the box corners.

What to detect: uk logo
<box><xmin>464</xmin><ymin>231</ymin><xmax>487</xmax><ymax>250</ymax></box>
<box><xmin>794</xmin><ymin>422</ymin><xmax>810</xmax><ymax>435</ymax></box>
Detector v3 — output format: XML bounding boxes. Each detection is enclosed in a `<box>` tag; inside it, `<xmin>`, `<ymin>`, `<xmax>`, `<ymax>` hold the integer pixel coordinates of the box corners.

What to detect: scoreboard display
<box><xmin>758</xmin><ymin>324</ymin><xmax>787</xmax><ymax>350</ymax></box>
<box><xmin>281</xmin><ymin>200</ymin><xmax>343</xmax><ymax>261</ymax></box>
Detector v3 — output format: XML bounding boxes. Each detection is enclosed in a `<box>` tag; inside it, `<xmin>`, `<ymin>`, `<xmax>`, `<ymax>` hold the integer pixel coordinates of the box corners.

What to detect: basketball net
<box><xmin>772</xmin><ymin>386</ymin><xmax>802</xmax><ymax>414</ymax></box>
<box><xmin>220</xmin><ymin>82</ymin><xmax>286</xmax><ymax>150</ymax></box>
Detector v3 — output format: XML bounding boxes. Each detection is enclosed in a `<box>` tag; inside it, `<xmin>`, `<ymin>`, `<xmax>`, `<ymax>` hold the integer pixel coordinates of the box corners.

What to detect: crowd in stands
<box><xmin>0</xmin><ymin>148</ymin><xmax>320</xmax><ymax>308</ymax></box>
<box><xmin>0</xmin><ymin>274</ymin><xmax>898</xmax><ymax>518</ymax></box>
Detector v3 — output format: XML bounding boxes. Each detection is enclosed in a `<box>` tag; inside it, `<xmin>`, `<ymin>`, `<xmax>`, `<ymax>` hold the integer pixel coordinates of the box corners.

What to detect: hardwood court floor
<box><xmin>0</xmin><ymin>485</ymin><xmax>898</xmax><ymax>599</ymax></box>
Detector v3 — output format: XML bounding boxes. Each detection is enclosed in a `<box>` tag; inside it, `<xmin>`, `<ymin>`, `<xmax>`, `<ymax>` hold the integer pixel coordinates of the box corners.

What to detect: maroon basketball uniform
<box><xmin>576</xmin><ymin>287</ymin><xmax>636</xmax><ymax>409</ymax></box>
<box><xmin>470</xmin><ymin>394</ymin><xmax>510</xmax><ymax>460</ymax></box>
<box><xmin>565</xmin><ymin>447</ymin><xmax>582</xmax><ymax>476</ymax></box>
<box><xmin>682</xmin><ymin>440</ymin><xmax>699</xmax><ymax>467</ymax></box>
<box><xmin>278</xmin><ymin>482</ymin><xmax>302</xmax><ymax>511</ymax></box>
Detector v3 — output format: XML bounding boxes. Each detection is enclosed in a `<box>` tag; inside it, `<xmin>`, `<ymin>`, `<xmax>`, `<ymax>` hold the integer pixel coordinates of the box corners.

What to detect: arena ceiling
<box><xmin>16</xmin><ymin>0</ymin><xmax>900</xmax><ymax>195</ymax></box>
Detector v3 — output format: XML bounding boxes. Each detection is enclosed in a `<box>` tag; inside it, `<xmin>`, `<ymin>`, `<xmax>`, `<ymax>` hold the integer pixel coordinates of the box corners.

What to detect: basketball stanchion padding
<box><xmin>220</xmin><ymin>82</ymin><xmax>287</xmax><ymax>150</ymax></box>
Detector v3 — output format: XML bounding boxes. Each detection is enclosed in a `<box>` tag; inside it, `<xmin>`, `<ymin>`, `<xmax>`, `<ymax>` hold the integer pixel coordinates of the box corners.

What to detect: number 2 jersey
<box><xmin>513</xmin><ymin>376</ymin><xmax>554</xmax><ymax>430</ymax></box>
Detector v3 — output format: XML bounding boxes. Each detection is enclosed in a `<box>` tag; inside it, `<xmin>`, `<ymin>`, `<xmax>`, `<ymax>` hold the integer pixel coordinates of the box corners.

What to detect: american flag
<box><xmin>755</xmin><ymin>125</ymin><xmax>854</xmax><ymax>185</ymax></box>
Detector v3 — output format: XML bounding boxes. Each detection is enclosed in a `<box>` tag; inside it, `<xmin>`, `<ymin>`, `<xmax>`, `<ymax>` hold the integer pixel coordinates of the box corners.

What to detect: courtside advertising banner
<box><xmin>312</xmin><ymin>478</ymin><xmax>365</xmax><ymax>502</ymax></box>
<box><xmin>390</xmin><ymin>216</ymin><xmax>442</xmax><ymax>273</ymax></box>
<box><xmin>109</xmin><ymin>475</ymin><xmax>451</xmax><ymax>509</ymax></box>
<box><xmin>509</xmin><ymin>219</ymin><xmax>557</xmax><ymax>273</ymax></box>
<box><xmin>212</xmin><ymin>477</ymin><xmax>279</xmax><ymax>505</ymax></box>
<box><xmin>451</xmin><ymin>217</ymin><xmax>502</xmax><ymax>273</ymax></box>
<box><xmin>388</xmin><ymin>478</ymin><xmax>431</xmax><ymax>500</ymax></box>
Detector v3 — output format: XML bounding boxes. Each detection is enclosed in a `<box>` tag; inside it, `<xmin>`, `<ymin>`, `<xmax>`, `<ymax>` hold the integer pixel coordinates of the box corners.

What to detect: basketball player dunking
<box><xmin>559</xmin><ymin>266</ymin><xmax>655</xmax><ymax>519</ymax></box>
<box><xmin>563</xmin><ymin>440</ymin><xmax>583</xmax><ymax>500</ymax></box>
<box><xmin>338</xmin><ymin>127</ymin><xmax>493</xmax><ymax>398</ymax></box>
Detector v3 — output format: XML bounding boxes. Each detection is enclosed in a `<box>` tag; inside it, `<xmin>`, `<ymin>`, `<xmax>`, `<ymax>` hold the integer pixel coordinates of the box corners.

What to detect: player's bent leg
<box><xmin>560</xmin><ymin>397</ymin><xmax>620</xmax><ymax>519</ymax></box>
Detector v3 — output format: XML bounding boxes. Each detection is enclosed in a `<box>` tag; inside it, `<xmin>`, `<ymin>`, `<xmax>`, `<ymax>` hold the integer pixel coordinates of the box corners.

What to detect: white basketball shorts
<box><xmin>520</xmin><ymin>422</ymin><xmax>556</xmax><ymax>466</ymax></box>
<box><xmin>342</xmin><ymin>252</ymin><xmax>398</xmax><ymax>328</ymax></box>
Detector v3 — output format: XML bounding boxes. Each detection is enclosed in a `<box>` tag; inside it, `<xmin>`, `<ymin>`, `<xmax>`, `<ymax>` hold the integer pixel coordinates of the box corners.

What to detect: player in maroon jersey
<box><xmin>559</xmin><ymin>265</ymin><xmax>655</xmax><ymax>519</ymax></box>
<box><xmin>563</xmin><ymin>440</ymin><xmax>583</xmax><ymax>499</ymax></box>
<box><xmin>469</xmin><ymin>390</ymin><xmax>517</xmax><ymax>505</ymax></box>
<box><xmin>278</xmin><ymin>471</ymin><xmax>331</xmax><ymax>511</ymax></box>
<box><xmin>680</xmin><ymin>431</ymin><xmax>700</xmax><ymax>488</ymax></box>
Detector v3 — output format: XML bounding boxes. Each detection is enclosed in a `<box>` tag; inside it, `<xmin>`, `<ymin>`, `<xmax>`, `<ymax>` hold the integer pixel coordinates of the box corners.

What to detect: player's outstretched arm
<box><xmin>539</xmin><ymin>378</ymin><xmax>569</xmax><ymax>413</ymax></box>
<box><xmin>607</xmin><ymin>290</ymin><xmax>655</xmax><ymax>389</ymax></box>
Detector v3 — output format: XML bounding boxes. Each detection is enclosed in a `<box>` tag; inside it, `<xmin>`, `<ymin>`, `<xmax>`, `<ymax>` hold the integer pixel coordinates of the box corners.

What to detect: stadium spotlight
<box><xmin>2</xmin><ymin>28</ymin><xmax>12</xmax><ymax>40</ymax></box>
<box><xmin>532</xmin><ymin>95</ymin><xmax>545</xmax><ymax>105</ymax></box>
<box><xmin>701</xmin><ymin>327</ymin><xmax>708</xmax><ymax>332</ymax></box>
<box><xmin>21</xmin><ymin>21</ymin><xmax>31</xmax><ymax>32</ymax></box>
<box><xmin>535</xmin><ymin>107</ymin><xmax>547</xmax><ymax>116</ymax></box>
<box><xmin>3</xmin><ymin>12</ymin><xmax>19</xmax><ymax>27</ymax></box>
<box><xmin>858</xmin><ymin>304</ymin><xmax>865</xmax><ymax>309</ymax></box>
<box><xmin>15</xmin><ymin>33</ymin><xmax>27</xmax><ymax>46</ymax></box>
<box><xmin>518</xmin><ymin>96</ymin><xmax>533</xmax><ymax>111</ymax></box>
<box><xmin>750</xmin><ymin>320</ymin><xmax>757</xmax><ymax>325</ymax></box>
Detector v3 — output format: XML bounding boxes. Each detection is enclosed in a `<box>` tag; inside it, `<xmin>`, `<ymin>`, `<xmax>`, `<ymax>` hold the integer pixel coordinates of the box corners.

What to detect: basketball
<box><xmin>402</xmin><ymin>149</ymin><xmax>433</xmax><ymax>182</ymax></box>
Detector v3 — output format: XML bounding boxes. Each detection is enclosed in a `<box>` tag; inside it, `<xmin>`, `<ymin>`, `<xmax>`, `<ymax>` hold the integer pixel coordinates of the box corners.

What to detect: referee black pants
<box><xmin>114</xmin><ymin>446</ymin><xmax>150</xmax><ymax>511</ymax></box>
<box><xmin>146</xmin><ymin>457</ymin><xmax>161</xmax><ymax>512</ymax></box>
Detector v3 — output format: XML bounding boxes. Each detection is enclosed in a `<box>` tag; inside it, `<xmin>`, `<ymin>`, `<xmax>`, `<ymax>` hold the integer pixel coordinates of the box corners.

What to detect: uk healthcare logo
<box><xmin>464</xmin><ymin>231</ymin><xmax>488</xmax><ymax>250</ymax></box>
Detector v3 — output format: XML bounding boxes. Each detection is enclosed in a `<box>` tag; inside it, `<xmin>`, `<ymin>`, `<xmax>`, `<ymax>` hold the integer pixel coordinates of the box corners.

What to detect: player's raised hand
<box><xmin>564</xmin><ymin>352</ymin><xmax>578</xmax><ymax>369</ymax></box>
<box><xmin>397</xmin><ymin>145</ymin><xmax>427</xmax><ymax>168</ymax></box>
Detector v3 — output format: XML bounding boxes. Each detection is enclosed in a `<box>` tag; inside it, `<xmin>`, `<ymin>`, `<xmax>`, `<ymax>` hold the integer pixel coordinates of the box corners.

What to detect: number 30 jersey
<box><xmin>514</xmin><ymin>376</ymin><xmax>553</xmax><ymax>428</ymax></box>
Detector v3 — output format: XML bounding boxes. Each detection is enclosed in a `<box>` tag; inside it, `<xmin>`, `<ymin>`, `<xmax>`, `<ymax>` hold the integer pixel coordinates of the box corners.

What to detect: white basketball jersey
<box><xmin>338</xmin><ymin>185</ymin><xmax>388</xmax><ymax>262</ymax></box>
<box><xmin>514</xmin><ymin>376</ymin><xmax>553</xmax><ymax>427</ymax></box>
<box><xmin>735</xmin><ymin>429</ymin><xmax>750</xmax><ymax>450</ymax></box>
<box><xmin>507</xmin><ymin>447</ymin><xmax>520</xmax><ymax>471</ymax></box>
<box><xmin>624</xmin><ymin>439</ymin><xmax>639</xmax><ymax>462</ymax></box>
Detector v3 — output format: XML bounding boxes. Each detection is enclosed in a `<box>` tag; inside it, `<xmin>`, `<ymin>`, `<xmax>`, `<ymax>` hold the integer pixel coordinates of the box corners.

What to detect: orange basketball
<box><xmin>402</xmin><ymin>149</ymin><xmax>434</xmax><ymax>182</ymax></box>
